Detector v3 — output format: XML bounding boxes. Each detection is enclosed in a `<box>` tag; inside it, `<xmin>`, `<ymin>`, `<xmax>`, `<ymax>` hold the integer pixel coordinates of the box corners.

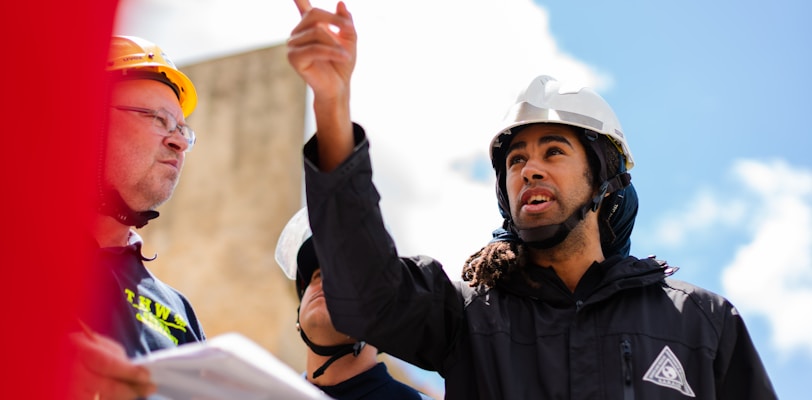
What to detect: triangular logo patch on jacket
<box><xmin>643</xmin><ymin>345</ymin><xmax>695</xmax><ymax>397</ymax></box>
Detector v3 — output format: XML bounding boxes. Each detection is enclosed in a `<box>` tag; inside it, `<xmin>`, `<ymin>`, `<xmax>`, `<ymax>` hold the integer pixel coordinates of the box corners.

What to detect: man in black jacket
<box><xmin>287</xmin><ymin>1</ymin><xmax>777</xmax><ymax>398</ymax></box>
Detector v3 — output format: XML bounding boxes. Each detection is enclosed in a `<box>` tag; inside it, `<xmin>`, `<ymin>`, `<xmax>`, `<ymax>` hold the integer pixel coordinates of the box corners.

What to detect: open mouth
<box><xmin>525</xmin><ymin>194</ymin><xmax>551</xmax><ymax>205</ymax></box>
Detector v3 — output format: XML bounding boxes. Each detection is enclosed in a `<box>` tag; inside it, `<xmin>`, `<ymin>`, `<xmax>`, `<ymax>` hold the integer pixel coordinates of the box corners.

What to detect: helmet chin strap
<box><xmin>514</xmin><ymin>203</ymin><xmax>589</xmax><ymax>249</ymax></box>
<box><xmin>513</xmin><ymin>172</ymin><xmax>630</xmax><ymax>249</ymax></box>
<box><xmin>98</xmin><ymin>186</ymin><xmax>159</xmax><ymax>229</ymax></box>
<box><xmin>298</xmin><ymin>324</ymin><xmax>366</xmax><ymax>379</ymax></box>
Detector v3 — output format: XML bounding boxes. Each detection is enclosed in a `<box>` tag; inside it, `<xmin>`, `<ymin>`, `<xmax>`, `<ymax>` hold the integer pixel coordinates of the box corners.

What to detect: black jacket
<box><xmin>303</xmin><ymin>126</ymin><xmax>776</xmax><ymax>399</ymax></box>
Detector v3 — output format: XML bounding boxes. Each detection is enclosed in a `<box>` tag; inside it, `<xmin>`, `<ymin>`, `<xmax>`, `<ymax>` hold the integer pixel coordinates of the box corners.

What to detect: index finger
<box><xmin>293</xmin><ymin>0</ymin><xmax>312</xmax><ymax>15</ymax></box>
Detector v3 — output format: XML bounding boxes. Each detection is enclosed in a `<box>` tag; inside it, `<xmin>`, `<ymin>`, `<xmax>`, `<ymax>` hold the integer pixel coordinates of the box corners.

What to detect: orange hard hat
<box><xmin>107</xmin><ymin>35</ymin><xmax>197</xmax><ymax>117</ymax></box>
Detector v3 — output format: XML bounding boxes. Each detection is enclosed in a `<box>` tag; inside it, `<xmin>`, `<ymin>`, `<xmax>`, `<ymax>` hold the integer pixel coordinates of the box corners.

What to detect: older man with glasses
<box><xmin>67</xmin><ymin>35</ymin><xmax>205</xmax><ymax>400</ymax></box>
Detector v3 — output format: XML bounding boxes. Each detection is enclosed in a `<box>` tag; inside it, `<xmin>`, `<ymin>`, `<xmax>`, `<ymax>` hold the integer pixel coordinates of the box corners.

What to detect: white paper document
<box><xmin>134</xmin><ymin>332</ymin><xmax>333</xmax><ymax>400</ymax></box>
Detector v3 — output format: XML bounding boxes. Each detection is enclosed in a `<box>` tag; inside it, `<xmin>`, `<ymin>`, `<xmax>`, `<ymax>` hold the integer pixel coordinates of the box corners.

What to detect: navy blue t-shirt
<box><xmin>317</xmin><ymin>363</ymin><xmax>432</xmax><ymax>400</ymax></box>
<box><xmin>82</xmin><ymin>235</ymin><xmax>205</xmax><ymax>357</ymax></box>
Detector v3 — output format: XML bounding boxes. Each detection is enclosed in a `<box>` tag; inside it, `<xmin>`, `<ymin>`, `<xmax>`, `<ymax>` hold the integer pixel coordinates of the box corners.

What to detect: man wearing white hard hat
<box><xmin>287</xmin><ymin>1</ymin><xmax>776</xmax><ymax>398</ymax></box>
<box><xmin>275</xmin><ymin>207</ymin><xmax>433</xmax><ymax>400</ymax></box>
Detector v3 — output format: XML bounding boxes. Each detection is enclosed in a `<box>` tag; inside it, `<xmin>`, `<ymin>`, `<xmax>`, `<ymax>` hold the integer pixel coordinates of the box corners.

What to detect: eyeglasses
<box><xmin>111</xmin><ymin>105</ymin><xmax>196</xmax><ymax>151</ymax></box>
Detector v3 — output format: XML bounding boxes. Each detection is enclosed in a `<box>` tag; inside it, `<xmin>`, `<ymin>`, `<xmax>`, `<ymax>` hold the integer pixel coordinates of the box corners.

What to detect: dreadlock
<box><xmin>463</xmin><ymin>129</ymin><xmax>625</xmax><ymax>289</ymax></box>
<box><xmin>462</xmin><ymin>240</ymin><xmax>522</xmax><ymax>289</ymax></box>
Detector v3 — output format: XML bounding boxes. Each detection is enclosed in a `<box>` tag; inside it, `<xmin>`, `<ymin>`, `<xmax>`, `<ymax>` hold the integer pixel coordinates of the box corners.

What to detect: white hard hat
<box><xmin>490</xmin><ymin>75</ymin><xmax>634</xmax><ymax>171</ymax></box>
<box><xmin>274</xmin><ymin>207</ymin><xmax>312</xmax><ymax>281</ymax></box>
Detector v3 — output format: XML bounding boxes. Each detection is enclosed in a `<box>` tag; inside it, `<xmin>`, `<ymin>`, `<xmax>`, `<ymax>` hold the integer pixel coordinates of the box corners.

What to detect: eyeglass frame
<box><xmin>111</xmin><ymin>105</ymin><xmax>196</xmax><ymax>151</ymax></box>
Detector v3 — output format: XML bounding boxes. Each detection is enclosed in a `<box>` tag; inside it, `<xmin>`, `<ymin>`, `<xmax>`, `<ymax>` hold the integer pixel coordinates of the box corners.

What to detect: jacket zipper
<box><xmin>620</xmin><ymin>337</ymin><xmax>634</xmax><ymax>400</ymax></box>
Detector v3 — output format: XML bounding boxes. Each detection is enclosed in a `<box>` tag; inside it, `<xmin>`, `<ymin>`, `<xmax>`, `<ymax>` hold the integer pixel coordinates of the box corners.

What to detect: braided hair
<box><xmin>462</xmin><ymin>238</ymin><xmax>523</xmax><ymax>289</ymax></box>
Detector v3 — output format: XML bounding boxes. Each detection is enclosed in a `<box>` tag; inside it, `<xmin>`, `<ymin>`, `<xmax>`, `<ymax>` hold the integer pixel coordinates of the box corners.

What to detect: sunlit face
<box><xmin>105</xmin><ymin>80</ymin><xmax>189</xmax><ymax>211</ymax></box>
<box><xmin>504</xmin><ymin>124</ymin><xmax>594</xmax><ymax>230</ymax></box>
<box><xmin>298</xmin><ymin>269</ymin><xmax>354</xmax><ymax>346</ymax></box>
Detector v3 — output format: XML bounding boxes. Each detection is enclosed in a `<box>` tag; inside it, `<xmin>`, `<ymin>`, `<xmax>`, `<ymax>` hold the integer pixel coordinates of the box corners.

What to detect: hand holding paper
<box><xmin>134</xmin><ymin>333</ymin><xmax>332</xmax><ymax>400</ymax></box>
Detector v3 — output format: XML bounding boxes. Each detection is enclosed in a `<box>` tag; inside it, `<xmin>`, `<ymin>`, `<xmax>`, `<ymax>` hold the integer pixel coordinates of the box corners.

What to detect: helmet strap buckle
<box><xmin>591</xmin><ymin>181</ymin><xmax>610</xmax><ymax>212</ymax></box>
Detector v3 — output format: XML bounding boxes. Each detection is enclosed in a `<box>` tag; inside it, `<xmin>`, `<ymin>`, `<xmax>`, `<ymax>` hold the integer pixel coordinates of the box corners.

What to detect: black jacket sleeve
<box><xmin>303</xmin><ymin>124</ymin><xmax>465</xmax><ymax>371</ymax></box>
<box><xmin>713</xmin><ymin>302</ymin><xmax>777</xmax><ymax>399</ymax></box>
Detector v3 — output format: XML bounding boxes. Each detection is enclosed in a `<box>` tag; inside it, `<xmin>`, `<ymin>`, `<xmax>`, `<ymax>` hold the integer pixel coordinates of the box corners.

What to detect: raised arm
<box><xmin>289</xmin><ymin>2</ymin><xmax>466</xmax><ymax>372</ymax></box>
<box><xmin>288</xmin><ymin>0</ymin><xmax>357</xmax><ymax>172</ymax></box>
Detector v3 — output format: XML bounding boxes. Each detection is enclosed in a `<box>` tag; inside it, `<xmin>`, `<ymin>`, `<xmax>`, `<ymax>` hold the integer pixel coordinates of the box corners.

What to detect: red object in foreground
<box><xmin>0</xmin><ymin>0</ymin><xmax>119</xmax><ymax>398</ymax></box>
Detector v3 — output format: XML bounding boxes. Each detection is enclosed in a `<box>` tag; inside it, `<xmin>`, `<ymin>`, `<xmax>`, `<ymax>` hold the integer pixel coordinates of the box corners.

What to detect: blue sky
<box><xmin>543</xmin><ymin>0</ymin><xmax>812</xmax><ymax>230</ymax></box>
<box><xmin>541</xmin><ymin>2</ymin><xmax>812</xmax><ymax>398</ymax></box>
<box><xmin>117</xmin><ymin>0</ymin><xmax>811</xmax><ymax>397</ymax></box>
<box><xmin>538</xmin><ymin>0</ymin><xmax>812</xmax><ymax>399</ymax></box>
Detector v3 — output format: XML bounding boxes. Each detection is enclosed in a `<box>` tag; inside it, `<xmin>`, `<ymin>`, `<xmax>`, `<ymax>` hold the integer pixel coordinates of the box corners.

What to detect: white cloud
<box><xmin>649</xmin><ymin>159</ymin><xmax>812</xmax><ymax>358</ymax></box>
<box><xmin>721</xmin><ymin>160</ymin><xmax>812</xmax><ymax>358</ymax></box>
<box><xmin>336</xmin><ymin>0</ymin><xmax>608</xmax><ymax>280</ymax></box>
<box><xmin>115</xmin><ymin>0</ymin><xmax>301</xmax><ymax>63</ymax></box>
<box><xmin>652</xmin><ymin>188</ymin><xmax>747</xmax><ymax>247</ymax></box>
<box><xmin>273</xmin><ymin>0</ymin><xmax>608</xmax><ymax>280</ymax></box>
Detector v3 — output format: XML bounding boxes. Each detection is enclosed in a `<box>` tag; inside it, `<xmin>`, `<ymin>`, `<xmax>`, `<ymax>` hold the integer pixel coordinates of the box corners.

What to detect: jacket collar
<box><xmin>495</xmin><ymin>255</ymin><xmax>673</xmax><ymax>305</ymax></box>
